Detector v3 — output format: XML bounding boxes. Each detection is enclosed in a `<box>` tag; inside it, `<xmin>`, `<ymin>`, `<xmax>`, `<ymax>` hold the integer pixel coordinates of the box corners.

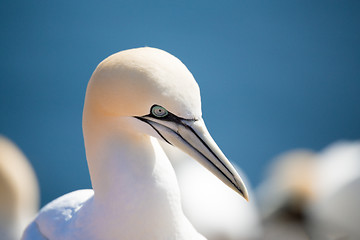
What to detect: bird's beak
<box><xmin>135</xmin><ymin>116</ymin><xmax>249</xmax><ymax>201</ymax></box>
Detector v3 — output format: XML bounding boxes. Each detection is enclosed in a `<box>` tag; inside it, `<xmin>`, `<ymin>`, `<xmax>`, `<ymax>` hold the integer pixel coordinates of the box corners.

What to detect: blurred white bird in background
<box><xmin>161</xmin><ymin>142</ymin><xmax>262</xmax><ymax>240</ymax></box>
<box><xmin>307</xmin><ymin>141</ymin><xmax>360</xmax><ymax>240</ymax></box>
<box><xmin>257</xmin><ymin>141</ymin><xmax>360</xmax><ymax>240</ymax></box>
<box><xmin>0</xmin><ymin>136</ymin><xmax>39</xmax><ymax>240</ymax></box>
<box><xmin>256</xmin><ymin>150</ymin><xmax>316</xmax><ymax>240</ymax></box>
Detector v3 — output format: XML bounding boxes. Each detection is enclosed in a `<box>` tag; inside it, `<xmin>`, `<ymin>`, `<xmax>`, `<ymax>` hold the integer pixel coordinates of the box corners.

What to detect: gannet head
<box><xmin>84</xmin><ymin>47</ymin><xmax>248</xmax><ymax>200</ymax></box>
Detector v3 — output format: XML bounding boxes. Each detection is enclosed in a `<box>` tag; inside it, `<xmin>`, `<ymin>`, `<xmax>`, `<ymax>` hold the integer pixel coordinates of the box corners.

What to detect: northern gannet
<box><xmin>307</xmin><ymin>141</ymin><xmax>360</xmax><ymax>240</ymax></box>
<box><xmin>256</xmin><ymin>150</ymin><xmax>316</xmax><ymax>240</ymax></box>
<box><xmin>0</xmin><ymin>136</ymin><xmax>39</xmax><ymax>240</ymax></box>
<box><xmin>22</xmin><ymin>47</ymin><xmax>249</xmax><ymax>240</ymax></box>
<box><xmin>257</xmin><ymin>141</ymin><xmax>360</xmax><ymax>240</ymax></box>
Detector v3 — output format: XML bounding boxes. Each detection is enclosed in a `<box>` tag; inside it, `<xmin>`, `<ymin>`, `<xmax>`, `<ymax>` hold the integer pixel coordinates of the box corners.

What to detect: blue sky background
<box><xmin>1</xmin><ymin>1</ymin><xmax>359</xmax><ymax>206</ymax></box>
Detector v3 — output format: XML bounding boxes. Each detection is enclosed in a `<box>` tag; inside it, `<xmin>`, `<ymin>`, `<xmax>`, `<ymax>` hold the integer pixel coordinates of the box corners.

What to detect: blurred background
<box><xmin>1</xmin><ymin>0</ymin><xmax>359</xmax><ymax>220</ymax></box>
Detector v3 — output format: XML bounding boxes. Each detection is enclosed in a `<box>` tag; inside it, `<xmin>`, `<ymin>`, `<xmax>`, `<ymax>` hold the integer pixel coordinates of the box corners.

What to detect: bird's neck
<box><xmin>82</xmin><ymin>115</ymin><xmax>200</xmax><ymax>239</ymax></box>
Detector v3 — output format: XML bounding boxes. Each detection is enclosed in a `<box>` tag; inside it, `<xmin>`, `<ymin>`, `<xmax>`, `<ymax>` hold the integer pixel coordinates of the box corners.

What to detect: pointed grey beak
<box><xmin>135</xmin><ymin>115</ymin><xmax>249</xmax><ymax>201</ymax></box>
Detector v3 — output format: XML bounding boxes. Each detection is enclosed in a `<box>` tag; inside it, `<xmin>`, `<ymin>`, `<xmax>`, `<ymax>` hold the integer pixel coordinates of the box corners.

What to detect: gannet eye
<box><xmin>151</xmin><ymin>105</ymin><xmax>168</xmax><ymax>118</ymax></box>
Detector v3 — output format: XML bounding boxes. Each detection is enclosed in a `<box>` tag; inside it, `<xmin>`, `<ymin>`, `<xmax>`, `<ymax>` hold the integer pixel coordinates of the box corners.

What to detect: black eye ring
<box><xmin>151</xmin><ymin>105</ymin><xmax>168</xmax><ymax>118</ymax></box>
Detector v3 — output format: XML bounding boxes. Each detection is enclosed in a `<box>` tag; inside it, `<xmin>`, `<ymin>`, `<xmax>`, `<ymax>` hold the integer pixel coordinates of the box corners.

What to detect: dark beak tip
<box><xmin>240</xmin><ymin>189</ymin><xmax>249</xmax><ymax>202</ymax></box>
<box><xmin>244</xmin><ymin>194</ymin><xmax>249</xmax><ymax>202</ymax></box>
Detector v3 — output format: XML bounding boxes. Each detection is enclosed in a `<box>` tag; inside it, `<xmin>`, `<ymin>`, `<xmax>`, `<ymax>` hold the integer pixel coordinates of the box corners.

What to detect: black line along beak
<box><xmin>135</xmin><ymin>115</ymin><xmax>249</xmax><ymax>201</ymax></box>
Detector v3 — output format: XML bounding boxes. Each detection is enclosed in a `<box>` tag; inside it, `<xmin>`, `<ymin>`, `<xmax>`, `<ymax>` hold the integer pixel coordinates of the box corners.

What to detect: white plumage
<box><xmin>161</xmin><ymin>142</ymin><xmax>261</xmax><ymax>240</ymax></box>
<box><xmin>0</xmin><ymin>136</ymin><xmax>39</xmax><ymax>240</ymax></box>
<box><xmin>257</xmin><ymin>141</ymin><xmax>360</xmax><ymax>240</ymax></box>
<box><xmin>22</xmin><ymin>47</ymin><xmax>248</xmax><ymax>240</ymax></box>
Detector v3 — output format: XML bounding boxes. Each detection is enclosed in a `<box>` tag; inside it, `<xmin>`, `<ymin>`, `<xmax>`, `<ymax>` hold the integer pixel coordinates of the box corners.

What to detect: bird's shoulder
<box><xmin>22</xmin><ymin>189</ymin><xmax>94</xmax><ymax>240</ymax></box>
